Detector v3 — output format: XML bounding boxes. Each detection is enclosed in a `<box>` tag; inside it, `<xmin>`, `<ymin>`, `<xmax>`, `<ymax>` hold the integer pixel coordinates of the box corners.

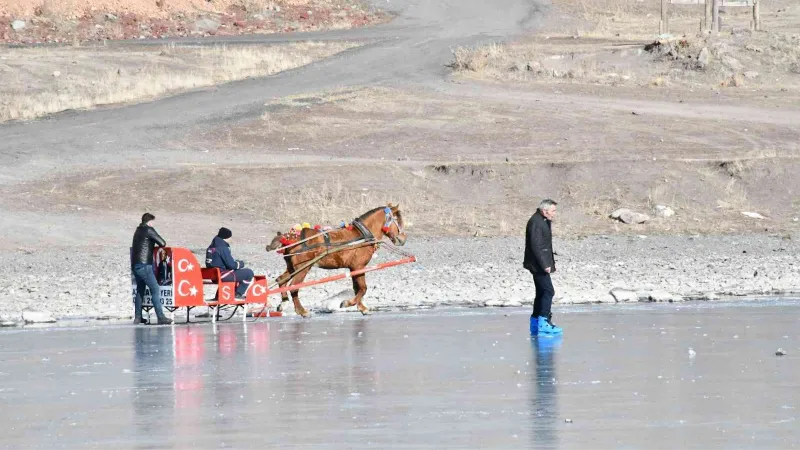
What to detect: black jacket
<box><xmin>131</xmin><ymin>224</ymin><xmax>166</xmax><ymax>267</ymax></box>
<box><xmin>523</xmin><ymin>211</ymin><xmax>555</xmax><ymax>274</ymax></box>
<box><xmin>206</xmin><ymin>236</ymin><xmax>245</xmax><ymax>270</ymax></box>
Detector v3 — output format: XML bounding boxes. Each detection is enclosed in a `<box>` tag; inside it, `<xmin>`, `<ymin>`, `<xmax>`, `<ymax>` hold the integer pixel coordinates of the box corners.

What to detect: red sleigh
<box><xmin>133</xmin><ymin>247</ymin><xmax>279</xmax><ymax>323</ymax></box>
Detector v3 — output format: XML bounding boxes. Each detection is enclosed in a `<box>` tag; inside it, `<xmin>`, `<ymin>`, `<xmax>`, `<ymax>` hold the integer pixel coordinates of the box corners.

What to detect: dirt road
<box><xmin>0</xmin><ymin>0</ymin><xmax>551</xmax><ymax>179</ymax></box>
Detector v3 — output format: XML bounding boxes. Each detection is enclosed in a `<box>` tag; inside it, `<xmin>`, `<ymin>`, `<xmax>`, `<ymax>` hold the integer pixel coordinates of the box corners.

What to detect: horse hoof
<box><xmin>360</xmin><ymin>309</ymin><xmax>372</xmax><ymax>316</ymax></box>
<box><xmin>299</xmin><ymin>309</ymin><xmax>312</xmax><ymax>318</ymax></box>
<box><xmin>277</xmin><ymin>301</ymin><xmax>288</xmax><ymax>312</ymax></box>
<box><xmin>339</xmin><ymin>300</ymin><xmax>350</xmax><ymax>309</ymax></box>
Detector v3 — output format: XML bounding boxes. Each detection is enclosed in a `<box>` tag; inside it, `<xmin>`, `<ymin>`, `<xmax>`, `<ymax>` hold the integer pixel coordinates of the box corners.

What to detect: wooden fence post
<box><xmin>753</xmin><ymin>0</ymin><xmax>761</xmax><ymax>31</ymax></box>
<box><xmin>660</xmin><ymin>0</ymin><xmax>669</xmax><ymax>34</ymax></box>
<box><xmin>711</xmin><ymin>0</ymin><xmax>720</xmax><ymax>33</ymax></box>
<box><xmin>704</xmin><ymin>0</ymin><xmax>713</xmax><ymax>32</ymax></box>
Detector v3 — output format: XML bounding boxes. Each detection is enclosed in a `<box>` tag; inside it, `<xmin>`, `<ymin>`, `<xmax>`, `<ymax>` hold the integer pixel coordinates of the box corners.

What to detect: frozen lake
<box><xmin>1</xmin><ymin>300</ymin><xmax>798</xmax><ymax>449</ymax></box>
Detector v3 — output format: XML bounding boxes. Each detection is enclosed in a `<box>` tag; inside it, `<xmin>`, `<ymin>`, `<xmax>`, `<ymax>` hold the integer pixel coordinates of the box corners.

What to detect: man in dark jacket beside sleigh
<box><xmin>131</xmin><ymin>213</ymin><xmax>173</xmax><ymax>325</ymax></box>
<box><xmin>524</xmin><ymin>199</ymin><xmax>563</xmax><ymax>337</ymax></box>
<box><xmin>206</xmin><ymin>227</ymin><xmax>254</xmax><ymax>299</ymax></box>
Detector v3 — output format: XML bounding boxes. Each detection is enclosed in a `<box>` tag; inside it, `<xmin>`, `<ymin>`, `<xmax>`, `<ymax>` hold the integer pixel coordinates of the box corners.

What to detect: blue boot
<box><xmin>537</xmin><ymin>316</ymin><xmax>563</xmax><ymax>336</ymax></box>
<box><xmin>530</xmin><ymin>315</ymin><xmax>538</xmax><ymax>336</ymax></box>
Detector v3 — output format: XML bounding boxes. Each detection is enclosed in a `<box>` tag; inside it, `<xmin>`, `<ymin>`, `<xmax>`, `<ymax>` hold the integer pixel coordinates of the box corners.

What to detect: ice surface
<box><xmin>0</xmin><ymin>300</ymin><xmax>798</xmax><ymax>449</ymax></box>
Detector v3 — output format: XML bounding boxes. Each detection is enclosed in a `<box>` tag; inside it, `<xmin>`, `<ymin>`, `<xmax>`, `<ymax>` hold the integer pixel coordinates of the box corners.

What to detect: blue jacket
<box><xmin>206</xmin><ymin>236</ymin><xmax>245</xmax><ymax>270</ymax></box>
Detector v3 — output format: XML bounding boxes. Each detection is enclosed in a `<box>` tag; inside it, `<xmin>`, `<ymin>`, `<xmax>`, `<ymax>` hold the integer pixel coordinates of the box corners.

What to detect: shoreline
<box><xmin>1</xmin><ymin>234</ymin><xmax>799</xmax><ymax>327</ymax></box>
<box><xmin>5</xmin><ymin>295</ymin><xmax>800</xmax><ymax>331</ymax></box>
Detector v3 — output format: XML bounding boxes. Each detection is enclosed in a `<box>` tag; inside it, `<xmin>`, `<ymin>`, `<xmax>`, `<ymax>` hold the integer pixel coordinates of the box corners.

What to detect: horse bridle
<box><xmin>382</xmin><ymin>207</ymin><xmax>404</xmax><ymax>241</ymax></box>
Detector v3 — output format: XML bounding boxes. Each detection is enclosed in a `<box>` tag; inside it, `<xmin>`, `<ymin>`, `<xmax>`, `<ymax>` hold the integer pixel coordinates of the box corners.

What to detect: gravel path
<box><xmin>2</xmin><ymin>234</ymin><xmax>798</xmax><ymax>325</ymax></box>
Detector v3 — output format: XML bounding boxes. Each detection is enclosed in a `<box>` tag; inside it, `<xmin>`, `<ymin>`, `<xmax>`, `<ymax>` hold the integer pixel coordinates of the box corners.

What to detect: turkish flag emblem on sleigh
<box><xmin>131</xmin><ymin>247</ymin><xmax>277</xmax><ymax>322</ymax></box>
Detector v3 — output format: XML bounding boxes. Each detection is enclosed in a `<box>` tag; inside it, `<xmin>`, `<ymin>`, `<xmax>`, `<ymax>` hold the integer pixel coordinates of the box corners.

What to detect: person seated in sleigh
<box><xmin>206</xmin><ymin>227</ymin><xmax>254</xmax><ymax>299</ymax></box>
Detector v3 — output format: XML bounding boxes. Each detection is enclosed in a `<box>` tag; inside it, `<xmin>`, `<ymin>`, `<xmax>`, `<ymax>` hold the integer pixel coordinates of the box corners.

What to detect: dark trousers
<box><xmin>220</xmin><ymin>268</ymin><xmax>254</xmax><ymax>296</ymax></box>
<box><xmin>133</xmin><ymin>263</ymin><xmax>167</xmax><ymax>320</ymax></box>
<box><xmin>532</xmin><ymin>273</ymin><xmax>555</xmax><ymax>318</ymax></box>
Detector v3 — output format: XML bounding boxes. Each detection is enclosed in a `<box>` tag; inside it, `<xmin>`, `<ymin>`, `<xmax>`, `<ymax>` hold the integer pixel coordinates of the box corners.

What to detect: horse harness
<box><xmin>287</xmin><ymin>207</ymin><xmax>399</xmax><ymax>255</ymax></box>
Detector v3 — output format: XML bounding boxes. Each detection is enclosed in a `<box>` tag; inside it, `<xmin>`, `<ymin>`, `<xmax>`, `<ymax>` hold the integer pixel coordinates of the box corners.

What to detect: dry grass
<box><xmin>556</xmin><ymin>0</ymin><xmax>798</xmax><ymax>38</ymax></box>
<box><xmin>696</xmin><ymin>165</ymin><xmax>752</xmax><ymax>212</ymax></box>
<box><xmin>0</xmin><ymin>41</ymin><xmax>357</xmax><ymax>122</ymax></box>
<box><xmin>447</xmin><ymin>0</ymin><xmax>800</xmax><ymax>90</ymax></box>
<box><xmin>272</xmin><ymin>176</ymin><xmax>417</xmax><ymax>227</ymax></box>
<box><xmin>449</xmin><ymin>31</ymin><xmax>800</xmax><ymax>91</ymax></box>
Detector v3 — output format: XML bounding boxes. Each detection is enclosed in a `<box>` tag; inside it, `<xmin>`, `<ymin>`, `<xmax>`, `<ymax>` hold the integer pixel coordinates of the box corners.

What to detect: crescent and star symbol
<box><xmin>178</xmin><ymin>280</ymin><xmax>199</xmax><ymax>297</ymax></box>
<box><xmin>177</xmin><ymin>259</ymin><xmax>194</xmax><ymax>273</ymax></box>
<box><xmin>251</xmin><ymin>284</ymin><xmax>266</xmax><ymax>296</ymax></box>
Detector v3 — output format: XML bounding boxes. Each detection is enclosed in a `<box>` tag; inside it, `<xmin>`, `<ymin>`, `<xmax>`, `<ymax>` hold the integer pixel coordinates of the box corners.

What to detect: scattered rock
<box><xmin>721</xmin><ymin>55</ymin><xmax>743</xmax><ymax>71</ymax></box>
<box><xmin>688</xmin><ymin>348</ymin><xmax>696</xmax><ymax>358</ymax></box>
<box><xmin>655</xmin><ymin>205</ymin><xmax>675</xmax><ymax>218</ymax></box>
<box><xmin>11</xmin><ymin>20</ymin><xmax>26</xmax><ymax>31</ymax></box>
<box><xmin>611</xmin><ymin>208</ymin><xmax>650</xmax><ymax>225</ymax></box>
<box><xmin>104</xmin><ymin>13</ymin><xmax>118</xmax><ymax>21</ymax></box>
<box><xmin>565</xmin><ymin>418</ymin><xmax>573</xmax><ymax>424</ymax></box>
<box><xmin>22</xmin><ymin>308</ymin><xmax>56</xmax><ymax>324</ymax></box>
<box><xmin>194</xmin><ymin>18</ymin><xmax>221</xmax><ymax>33</ymax></box>
<box><xmin>648</xmin><ymin>291</ymin><xmax>676</xmax><ymax>302</ymax></box>
<box><xmin>526</xmin><ymin>61</ymin><xmax>542</xmax><ymax>72</ymax></box>
<box><xmin>741</xmin><ymin>211</ymin><xmax>766</xmax><ymax>220</ymax></box>
<box><xmin>598</xmin><ymin>294</ymin><xmax>617</xmax><ymax>304</ymax></box>
<box><xmin>697</xmin><ymin>47</ymin><xmax>710</xmax><ymax>67</ymax></box>
<box><xmin>743</xmin><ymin>71</ymin><xmax>759</xmax><ymax>79</ymax></box>
<box><xmin>52</xmin><ymin>71</ymin><xmax>61</xmax><ymax>78</ymax></box>
<box><xmin>318</xmin><ymin>299</ymin><xmax>344</xmax><ymax>313</ymax></box>
<box><xmin>610</xmin><ymin>288</ymin><xmax>638</xmax><ymax>303</ymax></box>
<box><xmin>775</xmin><ymin>348</ymin><xmax>786</xmax><ymax>356</ymax></box>
<box><xmin>729</xmin><ymin>73</ymin><xmax>745</xmax><ymax>88</ymax></box>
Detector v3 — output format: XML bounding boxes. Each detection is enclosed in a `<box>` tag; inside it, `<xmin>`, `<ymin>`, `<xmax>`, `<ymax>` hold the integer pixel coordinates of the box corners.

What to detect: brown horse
<box><xmin>266</xmin><ymin>204</ymin><xmax>407</xmax><ymax>317</ymax></box>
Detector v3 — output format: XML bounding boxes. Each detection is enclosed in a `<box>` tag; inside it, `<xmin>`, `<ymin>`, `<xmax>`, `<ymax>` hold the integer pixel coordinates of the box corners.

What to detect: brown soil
<box><xmin>1</xmin><ymin>0</ymin><xmax>307</xmax><ymax>17</ymax></box>
<box><xmin>0</xmin><ymin>0</ymin><xmax>386</xmax><ymax>44</ymax></box>
<box><xmin>8</xmin><ymin>84</ymin><xmax>800</xmax><ymax>238</ymax></box>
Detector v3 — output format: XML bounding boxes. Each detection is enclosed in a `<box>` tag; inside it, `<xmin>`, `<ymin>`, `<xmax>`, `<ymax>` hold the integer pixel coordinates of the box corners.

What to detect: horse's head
<box><xmin>382</xmin><ymin>203</ymin><xmax>407</xmax><ymax>246</ymax></box>
<box><xmin>265</xmin><ymin>231</ymin><xmax>283</xmax><ymax>252</ymax></box>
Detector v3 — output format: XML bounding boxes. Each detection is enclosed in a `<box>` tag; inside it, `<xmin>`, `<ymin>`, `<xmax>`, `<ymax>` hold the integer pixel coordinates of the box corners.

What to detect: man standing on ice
<box><xmin>524</xmin><ymin>199</ymin><xmax>563</xmax><ymax>336</ymax></box>
<box><xmin>131</xmin><ymin>213</ymin><xmax>173</xmax><ymax>325</ymax></box>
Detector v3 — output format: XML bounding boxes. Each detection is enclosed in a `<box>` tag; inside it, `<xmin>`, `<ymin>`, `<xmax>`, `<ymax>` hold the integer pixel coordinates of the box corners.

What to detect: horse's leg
<box><xmin>339</xmin><ymin>275</ymin><xmax>360</xmax><ymax>309</ymax></box>
<box><xmin>352</xmin><ymin>274</ymin><xmax>370</xmax><ymax>315</ymax></box>
<box><xmin>339</xmin><ymin>273</ymin><xmax>370</xmax><ymax>315</ymax></box>
<box><xmin>289</xmin><ymin>267</ymin><xmax>313</xmax><ymax>318</ymax></box>
<box><xmin>275</xmin><ymin>270</ymin><xmax>291</xmax><ymax>312</ymax></box>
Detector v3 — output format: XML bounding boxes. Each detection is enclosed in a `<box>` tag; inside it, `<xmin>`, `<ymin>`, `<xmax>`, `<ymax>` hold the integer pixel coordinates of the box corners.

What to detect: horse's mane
<box><xmin>357</xmin><ymin>206</ymin><xmax>387</xmax><ymax>221</ymax></box>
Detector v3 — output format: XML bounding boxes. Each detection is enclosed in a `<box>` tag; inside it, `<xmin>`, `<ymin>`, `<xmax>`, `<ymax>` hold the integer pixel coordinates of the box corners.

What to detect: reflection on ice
<box><xmin>0</xmin><ymin>303</ymin><xmax>798</xmax><ymax>449</ymax></box>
